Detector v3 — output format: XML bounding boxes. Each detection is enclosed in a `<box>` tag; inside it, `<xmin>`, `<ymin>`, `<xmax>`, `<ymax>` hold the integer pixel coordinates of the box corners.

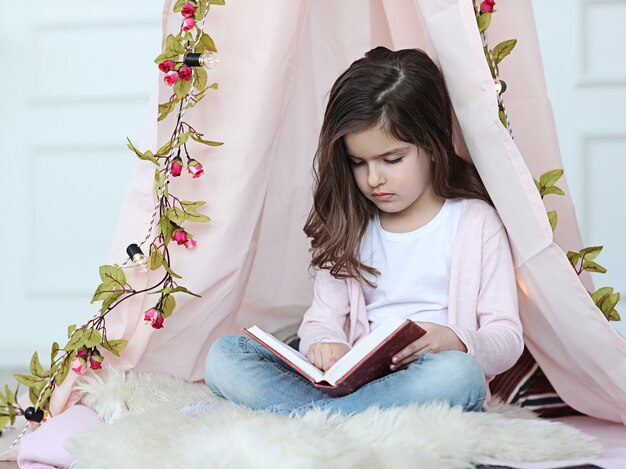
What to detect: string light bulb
<box><xmin>494</xmin><ymin>79</ymin><xmax>507</xmax><ymax>94</ymax></box>
<box><xmin>183</xmin><ymin>52</ymin><xmax>219</xmax><ymax>70</ymax></box>
<box><xmin>126</xmin><ymin>244</ymin><xmax>149</xmax><ymax>272</ymax></box>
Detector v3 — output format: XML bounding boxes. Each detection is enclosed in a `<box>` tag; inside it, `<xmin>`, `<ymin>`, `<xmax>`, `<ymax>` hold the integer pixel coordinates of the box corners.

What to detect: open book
<box><xmin>242</xmin><ymin>317</ymin><xmax>427</xmax><ymax>397</ymax></box>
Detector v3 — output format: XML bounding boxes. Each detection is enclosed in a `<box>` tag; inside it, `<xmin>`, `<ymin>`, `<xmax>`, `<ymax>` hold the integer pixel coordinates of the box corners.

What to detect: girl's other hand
<box><xmin>390</xmin><ymin>322</ymin><xmax>468</xmax><ymax>370</ymax></box>
<box><xmin>307</xmin><ymin>342</ymin><xmax>351</xmax><ymax>371</ymax></box>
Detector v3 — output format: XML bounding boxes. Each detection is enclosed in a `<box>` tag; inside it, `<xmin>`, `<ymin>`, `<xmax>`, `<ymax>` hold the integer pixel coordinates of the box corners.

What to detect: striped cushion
<box><xmin>489</xmin><ymin>346</ymin><xmax>581</xmax><ymax>418</ymax></box>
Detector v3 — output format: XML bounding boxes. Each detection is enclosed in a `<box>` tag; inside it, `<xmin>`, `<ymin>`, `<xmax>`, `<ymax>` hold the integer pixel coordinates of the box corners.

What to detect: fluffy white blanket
<box><xmin>67</xmin><ymin>367</ymin><xmax>600</xmax><ymax>469</ymax></box>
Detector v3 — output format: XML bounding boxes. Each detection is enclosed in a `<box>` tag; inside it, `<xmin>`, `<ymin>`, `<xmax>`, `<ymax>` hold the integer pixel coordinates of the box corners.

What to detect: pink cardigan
<box><xmin>297</xmin><ymin>198</ymin><xmax>524</xmax><ymax>406</ymax></box>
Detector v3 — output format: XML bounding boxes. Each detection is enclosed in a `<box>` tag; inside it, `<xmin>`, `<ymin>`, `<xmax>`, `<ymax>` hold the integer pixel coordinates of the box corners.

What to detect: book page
<box><xmin>322</xmin><ymin>316</ymin><xmax>407</xmax><ymax>385</ymax></box>
<box><xmin>245</xmin><ymin>326</ymin><xmax>325</xmax><ymax>383</ymax></box>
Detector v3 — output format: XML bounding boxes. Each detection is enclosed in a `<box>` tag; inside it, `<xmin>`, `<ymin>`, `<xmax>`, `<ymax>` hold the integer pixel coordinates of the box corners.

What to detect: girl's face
<box><xmin>344</xmin><ymin>125</ymin><xmax>439</xmax><ymax>225</ymax></box>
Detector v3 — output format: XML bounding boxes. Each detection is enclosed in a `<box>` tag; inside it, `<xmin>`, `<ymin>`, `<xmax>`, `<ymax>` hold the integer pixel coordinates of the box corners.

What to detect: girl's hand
<box><xmin>307</xmin><ymin>342</ymin><xmax>351</xmax><ymax>371</ymax></box>
<box><xmin>390</xmin><ymin>322</ymin><xmax>468</xmax><ymax>370</ymax></box>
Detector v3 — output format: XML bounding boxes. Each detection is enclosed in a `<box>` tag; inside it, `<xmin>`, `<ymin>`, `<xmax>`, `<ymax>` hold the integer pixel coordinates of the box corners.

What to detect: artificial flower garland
<box><xmin>0</xmin><ymin>0</ymin><xmax>225</xmax><ymax>441</ymax></box>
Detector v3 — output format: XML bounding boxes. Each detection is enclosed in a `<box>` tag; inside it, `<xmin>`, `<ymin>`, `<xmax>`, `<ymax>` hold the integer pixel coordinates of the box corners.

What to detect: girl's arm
<box><xmin>298</xmin><ymin>268</ymin><xmax>352</xmax><ymax>355</ymax></box>
<box><xmin>447</xmin><ymin>225</ymin><xmax>524</xmax><ymax>377</ymax></box>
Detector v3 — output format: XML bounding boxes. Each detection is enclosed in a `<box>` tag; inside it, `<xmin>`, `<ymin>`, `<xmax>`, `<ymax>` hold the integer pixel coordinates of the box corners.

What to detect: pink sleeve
<box><xmin>448</xmin><ymin>226</ymin><xmax>524</xmax><ymax>377</ymax></box>
<box><xmin>297</xmin><ymin>269</ymin><xmax>351</xmax><ymax>355</ymax></box>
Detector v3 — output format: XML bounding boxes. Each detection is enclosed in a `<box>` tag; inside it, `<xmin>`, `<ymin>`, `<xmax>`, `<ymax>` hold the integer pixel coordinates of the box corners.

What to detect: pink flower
<box><xmin>181</xmin><ymin>2</ymin><xmax>197</xmax><ymax>18</ymax></box>
<box><xmin>182</xmin><ymin>17</ymin><xmax>196</xmax><ymax>31</ymax></box>
<box><xmin>188</xmin><ymin>160</ymin><xmax>204</xmax><ymax>178</ymax></box>
<box><xmin>184</xmin><ymin>238</ymin><xmax>197</xmax><ymax>249</ymax></box>
<box><xmin>164</xmin><ymin>71</ymin><xmax>179</xmax><ymax>86</ymax></box>
<box><xmin>480</xmin><ymin>0</ymin><xmax>495</xmax><ymax>13</ymax></box>
<box><xmin>153</xmin><ymin>314</ymin><xmax>164</xmax><ymax>329</ymax></box>
<box><xmin>179</xmin><ymin>66</ymin><xmax>192</xmax><ymax>81</ymax></box>
<box><xmin>144</xmin><ymin>308</ymin><xmax>164</xmax><ymax>329</ymax></box>
<box><xmin>158</xmin><ymin>60</ymin><xmax>175</xmax><ymax>73</ymax></box>
<box><xmin>89</xmin><ymin>356</ymin><xmax>103</xmax><ymax>370</ymax></box>
<box><xmin>172</xmin><ymin>229</ymin><xmax>188</xmax><ymax>245</ymax></box>
<box><xmin>71</xmin><ymin>358</ymin><xmax>85</xmax><ymax>374</ymax></box>
<box><xmin>171</xmin><ymin>157</ymin><xmax>183</xmax><ymax>177</ymax></box>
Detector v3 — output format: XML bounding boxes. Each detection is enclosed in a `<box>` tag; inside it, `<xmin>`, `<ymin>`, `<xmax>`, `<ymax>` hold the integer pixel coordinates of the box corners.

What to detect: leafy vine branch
<box><xmin>474</xmin><ymin>0</ymin><xmax>621</xmax><ymax>322</ymax></box>
<box><xmin>0</xmin><ymin>0</ymin><xmax>224</xmax><ymax>434</ymax></box>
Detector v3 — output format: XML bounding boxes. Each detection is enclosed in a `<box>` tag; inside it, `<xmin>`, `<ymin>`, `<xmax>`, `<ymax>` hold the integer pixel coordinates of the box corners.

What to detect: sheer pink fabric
<box><xmin>45</xmin><ymin>0</ymin><xmax>625</xmax><ymax>426</ymax></box>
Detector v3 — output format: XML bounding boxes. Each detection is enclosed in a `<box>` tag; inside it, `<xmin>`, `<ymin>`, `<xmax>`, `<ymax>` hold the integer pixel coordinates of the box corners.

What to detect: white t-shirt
<box><xmin>359</xmin><ymin>198</ymin><xmax>463</xmax><ymax>331</ymax></box>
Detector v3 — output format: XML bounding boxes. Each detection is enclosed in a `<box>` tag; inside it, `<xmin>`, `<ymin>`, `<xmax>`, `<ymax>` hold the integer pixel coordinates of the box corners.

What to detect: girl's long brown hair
<box><xmin>303</xmin><ymin>47</ymin><xmax>492</xmax><ymax>287</ymax></box>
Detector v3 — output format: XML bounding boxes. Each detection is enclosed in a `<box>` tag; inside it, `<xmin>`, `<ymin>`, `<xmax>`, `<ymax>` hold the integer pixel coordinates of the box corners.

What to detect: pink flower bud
<box><xmin>158</xmin><ymin>60</ymin><xmax>175</xmax><ymax>73</ymax></box>
<box><xmin>182</xmin><ymin>17</ymin><xmax>196</xmax><ymax>31</ymax></box>
<box><xmin>171</xmin><ymin>157</ymin><xmax>183</xmax><ymax>177</ymax></box>
<box><xmin>71</xmin><ymin>358</ymin><xmax>85</xmax><ymax>374</ymax></box>
<box><xmin>152</xmin><ymin>314</ymin><xmax>165</xmax><ymax>329</ymax></box>
<box><xmin>480</xmin><ymin>0</ymin><xmax>495</xmax><ymax>13</ymax></box>
<box><xmin>89</xmin><ymin>356</ymin><xmax>103</xmax><ymax>371</ymax></box>
<box><xmin>164</xmin><ymin>71</ymin><xmax>179</xmax><ymax>86</ymax></box>
<box><xmin>172</xmin><ymin>229</ymin><xmax>188</xmax><ymax>245</ymax></box>
<box><xmin>76</xmin><ymin>348</ymin><xmax>89</xmax><ymax>359</ymax></box>
<box><xmin>188</xmin><ymin>160</ymin><xmax>204</xmax><ymax>179</ymax></box>
<box><xmin>184</xmin><ymin>238</ymin><xmax>197</xmax><ymax>249</ymax></box>
<box><xmin>144</xmin><ymin>308</ymin><xmax>158</xmax><ymax>322</ymax></box>
<box><xmin>181</xmin><ymin>2</ymin><xmax>197</xmax><ymax>18</ymax></box>
<box><xmin>179</xmin><ymin>66</ymin><xmax>192</xmax><ymax>81</ymax></box>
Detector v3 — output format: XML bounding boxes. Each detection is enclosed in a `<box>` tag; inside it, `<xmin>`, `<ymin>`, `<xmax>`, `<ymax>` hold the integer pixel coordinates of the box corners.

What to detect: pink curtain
<box><xmin>48</xmin><ymin>0</ymin><xmax>626</xmax><ymax>425</ymax></box>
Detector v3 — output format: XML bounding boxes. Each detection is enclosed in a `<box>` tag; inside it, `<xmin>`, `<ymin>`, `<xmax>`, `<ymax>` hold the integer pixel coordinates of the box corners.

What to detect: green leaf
<box><xmin>539</xmin><ymin>169</ymin><xmax>564</xmax><ymax>188</ymax></box>
<box><xmin>194</xmin><ymin>67</ymin><xmax>208</xmax><ymax>91</ymax></box>
<box><xmin>580</xmin><ymin>245</ymin><xmax>603</xmax><ymax>261</ymax></box>
<box><xmin>491</xmin><ymin>39</ymin><xmax>517</xmax><ymax>65</ymax></box>
<box><xmin>483</xmin><ymin>46</ymin><xmax>498</xmax><ymax>77</ymax></box>
<box><xmin>591</xmin><ymin>286</ymin><xmax>613</xmax><ymax>304</ymax></box>
<box><xmin>173</xmin><ymin>78</ymin><xmax>192</xmax><ymax>100</ymax></box>
<box><xmin>14</xmin><ymin>373</ymin><xmax>43</xmax><ymax>388</ymax></box>
<box><xmin>582</xmin><ymin>260</ymin><xmax>607</xmax><ymax>273</ymax></box>
<box><xmin>5</xmin><ymin>385</ymin><xmax>15</xmax><ymax>404</ymax></box>
<box><xmin>547</xmin><ymin>210</ymin><xmax>557</xmax><ymax>232</ymax></box>
<box><xmin>477</xmin><ymin>12</ymin><xmax>491</xmax><ymax>33</ymax></box>
<box><xmin>161</xmin><ymin>295</ymin><xmax>176</xmax><ymax>318</ymax></box>
<box><xmin>186</xmin><ymin>212</ymin><xmax>211</xmax><ymax>223</ymax></box>
<box><xmin>174</xmin><ymin>132</ymin><xmax>191</xmax><ymax>148</ymax></box>
<box><xmin>190</xmin><ymin>133</ymin><xmax>223</xmax><ymax>146</ymax></box>
<box><xmin>173</xmin><ymin>0</ymin><xmax>187</xmax><ymax>12</ymax></box>
<box><xmin>167</xmin><ymin>207</ymin><xmax>187</xmax><ymax>225</ymax></box>
<box><xmin>600</xmin><ymin>291</ymin><xmax>620</xmax><ymax>315</ymax></box>
<box><xmin>566</xmin><ymin>251</ymin><xmax>581</xmax><ymax>269</ymax></box>
<box><xmin>169</xmin><ymin>286</ymin><xmax>201</xmax><ymax>298</ymax></box>
<box><xmin>542</xmin><ymin>185</ymin><xmax>565</xmax><ymax>197</ymax></box>
<box><xmin>199</xmin><ymin>32</ymin><xmax>217</xmax><ymax>52</ymax></box>
<box><xmin>99</xmin><ymin>264</ymin><xmax>126</xmax><ymax>286</ymax></box>
<box><xmin>56</xmin><ymin>353</ymin><xmax>74</xmax><ymax>386</ymax></box>
<box><xmin>498</xmin><ymin>109</ymin><xmax>507</xmax><ymax>128</ymax></box>
<box><xmin>30</xmin><ymin>352</ymin><xmax>46</xmax><ymax>378</ymax></box>
<box><xmin>64</xmin><ymin>329</ymin><xmax>86</xmax><ymax>351</ymax></box>
<box><xmin>67</xmin><ymin>324</ymin><xmax>77</xmax><ymax>338</ymax></box>
<box><xmin>91</xmin><ymin>281</ymin><xmax>122</xmax><ymax>303</ymax></box>
<box><xmin>209</xmin><ymin>0</ymin><xmax>225</xmax><ymax>5</ymax></box>
<box><xmin>157</xmin><ymin>140</ymin><xmax>174</xmax><ymax>157</ymax></box>
<box><xmin>149</xmin><ymin>245</ymin><xmax>164</xmax><ymax>270</ymax></box>
<box><xmin>154</xmin><ymin>51</ymin><xmax>179</xmax><ymax>64</ymax></box>
<box><xmin>51</xmin><ymin>342</ymin><xmax>60</xmax><ymax>362</ymax></box>
<box><xmin>101</xmin><ymin>338</ymin><xmax>128</xmax><ymax>357</ymax></box>
<box><xmin>165</xmin><ymin>34</ymin><xmax>185</xmax><ymax>55</ymax></box>
<box><xmin>159</xmin><ymin>216</ymin><xmax>175</xmax><ymax>245</ymax></box>
<box><xmin>127</xmin><ymin>138</ymin><xmax>160</xmax><ymax>166</ymax></box>
<box><xmin>181</xmin><ymin>200</ymin><xmax>206</xmax><ymax>210</ymax></box>
<box><xmin>83</xmin><ymin>329</ymin><xmax>102</xmax><ymax>348</ymax></box>
<box><xmin>533</xmin><ymin>178</ymin><xmax>541</xmax><ymax>194</ymax></box>
<box><xmin>608</xmin><ymin>310</ymin><xmax>621</xmax><ymax>321</ymax></box>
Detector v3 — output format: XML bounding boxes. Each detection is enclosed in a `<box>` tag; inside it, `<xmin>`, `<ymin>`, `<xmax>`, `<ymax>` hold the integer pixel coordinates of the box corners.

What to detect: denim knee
<box><xmin>204</xmin><ymin>335</ymin><xmax>242</xmax><ymax>395</ymax></box>
<box><xmin>410</xmin><ymin>351</ymin><xmax>486</xmax><ymax>410</ymax></box>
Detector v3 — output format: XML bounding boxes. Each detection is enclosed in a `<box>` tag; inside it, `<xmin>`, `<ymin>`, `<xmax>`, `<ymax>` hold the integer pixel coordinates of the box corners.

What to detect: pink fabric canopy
<box><xmin>47</xmin><ymin>0</ymin><xmax>626</xmax><ymax>425</ymax></box>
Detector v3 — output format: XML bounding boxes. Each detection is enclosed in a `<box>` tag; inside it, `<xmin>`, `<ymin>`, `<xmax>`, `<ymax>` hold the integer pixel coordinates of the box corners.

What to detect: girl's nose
<box><xmin>368</xmin><ymin>166</ymin><xmax>385</xmax><ymax>188</ymax></box>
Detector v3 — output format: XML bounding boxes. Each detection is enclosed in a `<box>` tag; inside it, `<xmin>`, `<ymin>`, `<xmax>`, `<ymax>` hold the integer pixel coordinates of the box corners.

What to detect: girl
<box><xmin>203</xmin><ymin>47</ymin><xmax>523</xmax><ymax>417</ymax></box>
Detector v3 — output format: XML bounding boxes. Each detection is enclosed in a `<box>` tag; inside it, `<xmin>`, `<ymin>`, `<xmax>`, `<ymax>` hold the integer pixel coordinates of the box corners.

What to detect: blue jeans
<box><xmin>205</xmin><ymin>335</ymin><xmax>487</xmax><ymax>416</ymax></box>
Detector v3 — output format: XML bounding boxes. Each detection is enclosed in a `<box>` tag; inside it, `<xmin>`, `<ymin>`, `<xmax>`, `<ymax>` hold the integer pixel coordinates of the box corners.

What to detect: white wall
<box><xmin>0</xmin><ymin>1</ymin><xmax>162</xmax><ymax>368</ymax></box>
<box><xmin>531</xmin><ymin>0</ymin><xmax>626</xmax><ymax>338</ymax></box>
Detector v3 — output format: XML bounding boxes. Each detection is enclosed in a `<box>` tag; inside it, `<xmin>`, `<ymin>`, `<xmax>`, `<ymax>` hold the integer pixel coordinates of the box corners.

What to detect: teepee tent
<box><xmin>42</xmin><ymin>0</ymin><xmax>626</xmax><ymax>427</ymax></box>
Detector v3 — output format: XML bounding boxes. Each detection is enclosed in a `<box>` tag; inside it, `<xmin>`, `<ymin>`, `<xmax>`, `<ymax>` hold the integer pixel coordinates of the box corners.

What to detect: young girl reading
<box><xmin>203</xmin><ymin>47</ymin><xmax>523</xmax><ymax>416</ymax></box>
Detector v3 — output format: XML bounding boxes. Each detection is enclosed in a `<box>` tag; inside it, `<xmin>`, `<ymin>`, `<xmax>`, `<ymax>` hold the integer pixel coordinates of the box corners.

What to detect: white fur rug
<box><xmin>66</xmin><ymin>366</ymin><xmax>601</xmax><ymax>469</ymax></box>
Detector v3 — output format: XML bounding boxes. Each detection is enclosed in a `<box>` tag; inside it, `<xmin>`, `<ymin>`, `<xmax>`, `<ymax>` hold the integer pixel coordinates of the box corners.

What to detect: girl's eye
<box><xmin>385</xmin><ymin>158</ymin><xmax>403</xmax><ymax>165</ymax></box>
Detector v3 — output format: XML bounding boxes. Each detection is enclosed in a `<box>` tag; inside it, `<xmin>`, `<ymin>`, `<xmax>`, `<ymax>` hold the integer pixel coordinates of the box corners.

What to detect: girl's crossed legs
<box><xmin>204</xmin><ymin>335</ymin><xmax>487</xmax><ymax>417</ymax></box>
